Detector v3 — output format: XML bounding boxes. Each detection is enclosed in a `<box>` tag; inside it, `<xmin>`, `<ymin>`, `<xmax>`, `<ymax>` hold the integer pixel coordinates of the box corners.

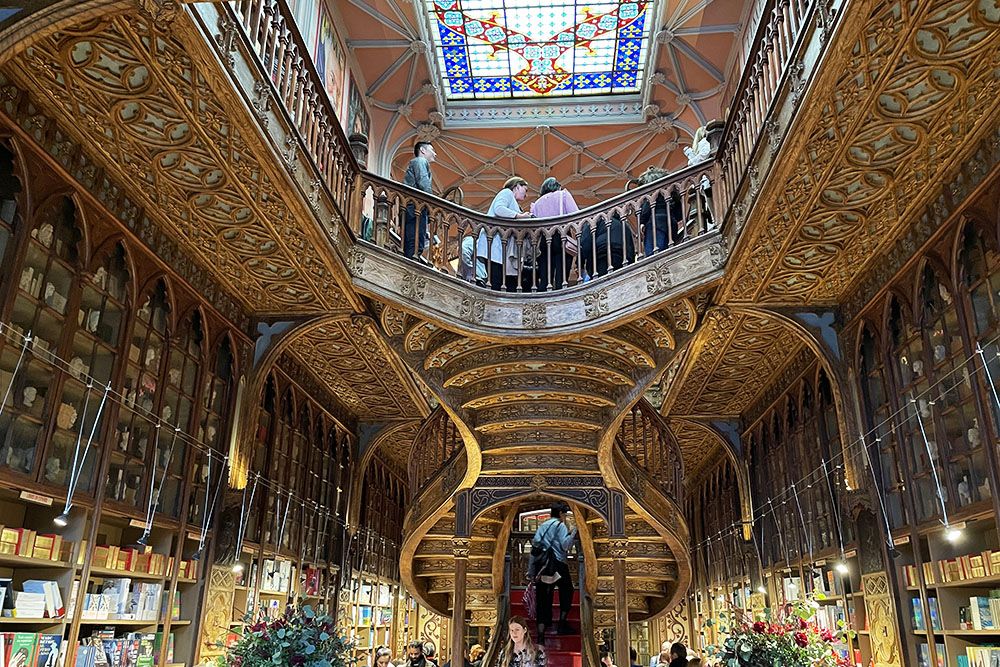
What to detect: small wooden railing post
<box><xmin>374</xmin><ymin>191</ymin><xmax>390</xmax><ymax>248</ymax></box>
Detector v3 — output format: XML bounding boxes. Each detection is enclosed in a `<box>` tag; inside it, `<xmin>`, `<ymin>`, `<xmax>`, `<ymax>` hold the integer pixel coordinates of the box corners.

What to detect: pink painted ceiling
<box><xmin>339</xmin><ymin>0</ymin><xmax>753</xmax><ymax>209</ymax></box>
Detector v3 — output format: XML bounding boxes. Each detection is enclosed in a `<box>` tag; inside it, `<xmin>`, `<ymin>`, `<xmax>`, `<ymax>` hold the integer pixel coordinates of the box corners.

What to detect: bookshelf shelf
<box><xmin>0</xmin><ymin>617</ymin><xmax>64</xmax><ymax>625</ymax></box>
<box><xmin>0</xmin><ymin>554</ymin><xmax>70</xmax><ymax>569</ymax></box>
<box><xmin>87</xmin><ymin>566</ymin><xmax>166</xmax><ymax>582</ymax></box>
<box><xmin>78</xmin><ymin>620</ymin><xmax>160</xmax><ymax>626</ymax></box>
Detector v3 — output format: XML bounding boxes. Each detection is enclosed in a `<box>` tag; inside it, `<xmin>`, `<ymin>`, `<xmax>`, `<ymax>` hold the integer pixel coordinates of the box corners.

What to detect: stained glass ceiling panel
<box><xmin>427</xmin><ymin>0</ymin><xmax>651</xmax><ymax>99</ymax></box>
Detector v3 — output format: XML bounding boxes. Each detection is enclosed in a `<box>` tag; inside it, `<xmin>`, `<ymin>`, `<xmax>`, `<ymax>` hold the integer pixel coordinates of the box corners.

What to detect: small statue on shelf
<box><xmin>21</xmin><ymin>386</ymin><xmax>36</xmax><ymax>408</ymax></box>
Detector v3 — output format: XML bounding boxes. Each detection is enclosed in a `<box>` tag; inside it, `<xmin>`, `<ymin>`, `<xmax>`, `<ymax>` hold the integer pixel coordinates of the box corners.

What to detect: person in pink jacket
<box><xmin>529</xmin><ymin>177</ymin><xmax>579</xmax><ymax>291</ymax></box>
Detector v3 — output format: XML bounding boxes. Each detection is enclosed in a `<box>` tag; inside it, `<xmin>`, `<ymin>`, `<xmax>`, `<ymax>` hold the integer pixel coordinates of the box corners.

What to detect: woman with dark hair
<box><xmin>373</xmin><ymin>646</ymin><xmax>393</xmax><ymax>667</ymax></box>
<box><xmin>530</xmin><ymin>177</ymin><xmax>579</xmax><ymax>290</ymax></box>
<box><xmin>668</xmin><ymin>643</ymin><xmax>687</xmax><ymax>667</ymax></box>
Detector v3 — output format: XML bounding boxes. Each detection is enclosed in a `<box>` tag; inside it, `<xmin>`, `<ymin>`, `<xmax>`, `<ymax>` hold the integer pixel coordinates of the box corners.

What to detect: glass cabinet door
<box><xmin>1</xmin><ymin>196</ymin><xmax>81</xmax><ymax>479</ymax></box>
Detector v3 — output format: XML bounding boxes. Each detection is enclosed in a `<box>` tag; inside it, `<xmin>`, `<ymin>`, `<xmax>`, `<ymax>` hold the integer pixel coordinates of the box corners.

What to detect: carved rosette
<box><xmin>452</xmin><ymin>537</ymin><xmax>471</xmax><ymax>559</ymax></box>
<box><xmin>608</xmin><ymin>538</ymin><xmax>629</xmax><ymax>560</ymax></box>
<box><xmin>522</xmin><ymin>303</ymin><xmax>547</xmax><ymax>329</ymax></box>
<box><xmin>645</xmin><ymin>263</ymin><xmax>673</xmax><ymax>294</ymax></box>
<box><xmin>459</xmin><ymin>295</ymin><xmax>486</xmax><ymax>323</ymax></box>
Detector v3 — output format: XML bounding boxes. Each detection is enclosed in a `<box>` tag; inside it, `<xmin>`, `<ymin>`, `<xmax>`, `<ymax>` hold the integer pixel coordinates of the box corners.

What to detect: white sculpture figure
<box><xmin>45</xmin><ymin>457</ymin><xmax>62</xmax><ymax>483</ymax></box>
<box><xmin>22</xmin><ymin>386</ymin><xmax>37</xmax><ymax>408</ymax></box>
<box><xmin>968</xmin><ymin>420</ymin><xmax>982</xmax><ymax>448</ymax></box>
<box><xmin>958</xmin><ymin>475</ymin><xmax>972</xmax><ymax>506</ymax></box>
<box><xmin>684</xmin><ymin>126</ymin><xmax>712</xmax><ymax>166</ymax></box>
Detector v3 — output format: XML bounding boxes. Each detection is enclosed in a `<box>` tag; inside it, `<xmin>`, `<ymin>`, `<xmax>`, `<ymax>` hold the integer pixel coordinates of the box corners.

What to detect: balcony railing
<box><xmin>616</xmin><ymin>399</ymin><xmax>684</xmax><ymax>506</ymax></box>
<box><xmin>229</xmin><ymin>0</ymin><xmax>359</xmax><ymax>222</ymax></box>
<box><xmin>408</xmin><ymin>407</ymin><xmax>463</xmax><ymax>501</ymax></box>
<box><xmin>361</xmin><ymin>161</ymin><xmax>716</xmax><ymax>292</ymax></box>
<box><xmin>715</xmin><ymin>0</ymin><xmax>823</xmax><ymax>216</ymax></box>
<box><xmin>226</xmin><ymin>0</ymin><xmax>827</xmax><ymax>288</ymax></box>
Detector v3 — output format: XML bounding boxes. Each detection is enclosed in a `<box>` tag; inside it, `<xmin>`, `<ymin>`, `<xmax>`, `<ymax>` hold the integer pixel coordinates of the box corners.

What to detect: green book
<box><xmin>9</xmin><ymin>632</ymin><xmax>38</xmax><ymax>667</ymax></box>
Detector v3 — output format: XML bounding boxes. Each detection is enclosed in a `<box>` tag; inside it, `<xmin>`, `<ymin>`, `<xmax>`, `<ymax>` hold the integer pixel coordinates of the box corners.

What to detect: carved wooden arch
<box><xmin>346</xmin><ymin>419</ymin><xmax>421</xmax><ymax>534</ymax></box>
<box><xmin>463</xmin><ymin>485</ymin><xmax>618</xmax><ymax>533</ymax></box>
<box><xmin>0</xmin><ymin>134</ymin><xmax>33</xmax><ymax>226</ymax></box>
<box><xmin>672</xmin><ymin>417</ymin><xmax>753</xmax><ymax>538</ymax></box>
<box><xmin>730</xmin><ymin>305</ymin><xmax>864</xmax><ymax>491</ymax></box>
<box><xmin>952</xmin><ymin>212</ymin><xmax>1000</xmax><ymax>287</ymax></box>
<box><xmin>133</xmin><ymin>274</ymin><xmax>180</xmax><ymax>337</ymax></box>
<box><xmin>88</xmin><ymin>235</ymin><xmax>136</xmax><ymax>300</ymax></box>
<box><xmin>0</xmin><ymin>0</ymin><xmax>132</xmax><ymax>68</ymax></box>
<box><xmin>29</xmin><ymin>189</ymin><xmax>91</xmax><ymax>269</ymax></box>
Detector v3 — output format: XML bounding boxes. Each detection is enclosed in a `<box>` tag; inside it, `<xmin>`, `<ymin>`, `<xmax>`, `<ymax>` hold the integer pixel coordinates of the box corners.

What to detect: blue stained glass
<box><xmin>427</xmin><ymin>0</ymin><xmax>649</xmax><ymax>99</ymax></box>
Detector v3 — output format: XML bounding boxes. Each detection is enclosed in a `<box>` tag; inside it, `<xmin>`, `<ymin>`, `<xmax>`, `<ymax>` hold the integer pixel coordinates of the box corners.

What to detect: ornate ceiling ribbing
<box><xmin>663</xmin><ymin>309</ymin><xmax>803</xmax><ymax>418</ymax></box>
<box><xmin>668</xmin><ymin>417</ymin><xmax>722</xmax><ymax>478</ymax></box>
<box><xmin>285</xmin><ymin>320</ymin><xmax>425</xmax><ymax>419</ymax></box>
<box><xmin>721</xmin><ymin>0</ymin><xmax>1000</xmax><ymax>305</ymax></box>
<box><xmin>7</xmin><ymin>13</ymin><xmax>349</xmax><ymax>313</ymax></box>
<box><xmin>344</xmin><ymin>0</ymin><xmax>747</xmax><ymax>208</ymax></box>
<box><xmin>1</xmin><ymin>10</ymin><xmax>427</xmax><ymax>422</ymax></box>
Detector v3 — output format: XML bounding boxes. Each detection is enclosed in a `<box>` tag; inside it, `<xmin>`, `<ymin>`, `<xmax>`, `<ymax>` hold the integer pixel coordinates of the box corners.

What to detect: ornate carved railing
<box><xmin>715</xmin><ymin>0</ymin><xmax>824</xmax><ymax>216</ymax></box>
<box><xmin>227</xmin><ymin>0</ymin><xmax>358</xmax><ymax>221</ymax></box>
<box><xmin>615</xmin><ymin>399</ymin><xmax>684</xmax><ymax>506</ymax></box>
<box><xmin>408</xmin><ymin>407</ymin><xmax>463</xmax><ymax>500</ymax></box>
<box><xmin>360</xmin><ymin>160</ymin><xmax>716</xmax><ymax>292</ymax></box>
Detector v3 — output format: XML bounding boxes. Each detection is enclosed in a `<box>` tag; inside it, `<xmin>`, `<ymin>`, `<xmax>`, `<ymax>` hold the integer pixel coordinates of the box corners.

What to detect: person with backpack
<box><xmin>529</xmin><ymin>502</ymin><xmax>577</xmax><ymax>643</ymax></box>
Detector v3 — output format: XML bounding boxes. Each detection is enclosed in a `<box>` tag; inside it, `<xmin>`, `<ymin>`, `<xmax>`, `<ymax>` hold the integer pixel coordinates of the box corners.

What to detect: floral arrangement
<box><xmin>217</xmin><ymin>605</ymin><xmax>354</xmax><ymax>667</ymax></box>
<box><xmin>707</xmin><ymin>597</ymin><xmax>854</xmax><ymax>667</ymax></box>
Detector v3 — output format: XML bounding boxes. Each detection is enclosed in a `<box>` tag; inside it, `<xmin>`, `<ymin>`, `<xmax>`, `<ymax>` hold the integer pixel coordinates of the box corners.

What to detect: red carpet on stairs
<box><xmin>509</xmin><ymin>589</ymin><xmax>583</xmax><ymax>667</ymax></box>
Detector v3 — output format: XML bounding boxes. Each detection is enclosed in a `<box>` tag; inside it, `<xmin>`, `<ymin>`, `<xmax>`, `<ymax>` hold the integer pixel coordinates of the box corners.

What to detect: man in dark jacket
<box><xmin>406</xmin><ymin>640</ymin><xmax>427</xmax><ymax>667</ymax></box>
<box><xmin>579</xmin><ymin>213</ymin><xmax>636</xmax><ymax>278</ymax></box>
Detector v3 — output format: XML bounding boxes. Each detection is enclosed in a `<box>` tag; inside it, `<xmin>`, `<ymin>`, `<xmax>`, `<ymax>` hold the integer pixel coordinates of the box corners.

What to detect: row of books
<box><xmin>75</xmin><ymin>545</ymin><xmax>195</xmax><ymax>580</ymax></box>
<box><xmin>912</xmin><ymin>597</ymin><xmax>943</xmax><ymax>631</ymax></box>
<box><xmin>965</xmin><ymin>591</ymin><xmax>1000</xmax><ymax>630</ymax></box>
<box><xmin>0</xmin><ymin>580</ymin><xmax>66</xmax><ymax>619</ymax></box>
<box><xmin>916</xmin><ymin>641</ymin><xmax>945</xmax><ymax>667</ymax></box>
<box><xmin>75</xmin><ymin>630</ymin><xmax>173</xmax><ymax>667</ymax></box>
<box><xmin>0</xmin><ymin>633</ymin><xmax>62</xmax><ymax>667</ymax></box>
<box><xmin>959</xmin><ymin>646</ymin><xmax>1000</xmax><ymax>667</ymax></box>
<box><xmin>0</xmin><ymin>528</ymin><xmax>71</xmax><ymax>562</ymax></box>
<box><xmin>259</xmin><ymin>559</ymin><xmax>293</xmax><ymax>594</ymax></box>
<box><xmin>903</xmin><ymin>550</ymin><xmax>1000</xmax><ymax>587</ymax></box>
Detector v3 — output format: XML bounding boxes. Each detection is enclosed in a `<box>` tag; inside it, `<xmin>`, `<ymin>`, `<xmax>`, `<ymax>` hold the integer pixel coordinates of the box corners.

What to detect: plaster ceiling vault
<box><xmin>0</xmin><ymin>10</ymin><xmax>425</xmax><ymax>422</ymax></box>
<box><xmin>343</xmin><ymin>0</ymin><xmax>749</xmax><ymax>208</ymax></box>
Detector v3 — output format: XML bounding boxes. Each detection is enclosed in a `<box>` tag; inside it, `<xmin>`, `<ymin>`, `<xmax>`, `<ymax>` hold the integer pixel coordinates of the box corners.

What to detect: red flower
<box><xmin>753</xmin><ymin>621</ymin><xmax>766</xmax><ymax>633</ymax></box>
<box><xmin>799</xmin><ymin>617</ymin><xmax>809</xmax><ymax>630</ymax></box>
<box><xmin>821</xmin><ymin>629</ymin><xmax>834</xmax><ymax>642</ymax></box>
<box><xmin>794</xmin><ymin>632</ymin><xmax>809</xmax><ymax>648</ymax></box>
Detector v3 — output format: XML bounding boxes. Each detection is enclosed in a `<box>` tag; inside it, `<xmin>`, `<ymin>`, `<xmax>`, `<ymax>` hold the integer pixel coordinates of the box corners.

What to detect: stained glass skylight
<box><xmin>427</xmin><ymin>0</ymin><xmax>651</xmax><ymax>99</ymax></box>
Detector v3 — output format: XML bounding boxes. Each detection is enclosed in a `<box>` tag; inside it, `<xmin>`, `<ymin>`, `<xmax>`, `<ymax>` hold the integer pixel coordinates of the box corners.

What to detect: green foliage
<box><xmin>217</xmin><ymin>605</ymin><xmax>355</xmax><ymax>667</ymax></box>
<box><xmin>706</xmin><ymin>598</ymin><xmax>853</xmax><ymax>667</ymax></box>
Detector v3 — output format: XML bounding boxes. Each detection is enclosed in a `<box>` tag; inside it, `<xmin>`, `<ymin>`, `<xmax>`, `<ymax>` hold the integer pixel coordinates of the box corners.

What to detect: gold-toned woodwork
<box><xmin>862</xmin><ymin>572</ymin><xmax>903</xmax><ymax>667</ymax></box>
<box><xmin>723</xmin><ymin>0</ymin><xmax>1000</xmax><ymax>306</ymax></box>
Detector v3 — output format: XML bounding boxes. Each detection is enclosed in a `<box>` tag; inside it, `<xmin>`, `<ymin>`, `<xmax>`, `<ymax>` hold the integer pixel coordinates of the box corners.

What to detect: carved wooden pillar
<box><xmin>452</xmin><ymin>537</ymin><xmax>470</xmax><ymax>665</ymax></box>
<box><xmin>374</xmin><ymin>190</ymin><xmax>390</xmax><ymax>247</ymax></box>
<box><xmin>610</xmin><ymin>538</ymin><xmax>630</xmax><ymax>667</ymax></box>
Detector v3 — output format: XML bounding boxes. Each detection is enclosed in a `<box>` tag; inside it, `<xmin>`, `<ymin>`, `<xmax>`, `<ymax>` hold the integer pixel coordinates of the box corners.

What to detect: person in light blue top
<box><xmin>531</xmin><ymin>501</ymin><xmax>577</xmax><ymax>644</ymax></box>
<box><xmin>461</xmin><ymin>176</ymin><xmax>532</xmax><ymax>289</ymax></box>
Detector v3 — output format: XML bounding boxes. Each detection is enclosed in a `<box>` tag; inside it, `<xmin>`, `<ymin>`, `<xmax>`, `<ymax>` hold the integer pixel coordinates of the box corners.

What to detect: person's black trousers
<box><xmin>537</xmin><ymin>559</ymin><xmax>573</xmax><ymax>629</ymax></box>
<box><xmin>404</xmin><ymin>203</ymin><xmax>428</xmax><ymax>258</ymax></box>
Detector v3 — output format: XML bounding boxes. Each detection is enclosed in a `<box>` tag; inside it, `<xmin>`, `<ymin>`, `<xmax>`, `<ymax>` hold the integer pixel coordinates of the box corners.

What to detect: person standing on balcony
<box><xmin>403</xmin><ymin>141</ymin><xmax>436</xmax><ymax>261</ymax></box>
<box><xmin>484</xmin><ymin>176</ymin><xmax>532</xmax><ymax>290</ymax></box>
<box><xmin>530</xmin><ymin>177</ymin><xmax>579</xmax><ymax>291</ymax></box>
<box><xmin>532</xmin><ymin>501</ymin><xmax>577</xmax><ymax>642</ymax></box>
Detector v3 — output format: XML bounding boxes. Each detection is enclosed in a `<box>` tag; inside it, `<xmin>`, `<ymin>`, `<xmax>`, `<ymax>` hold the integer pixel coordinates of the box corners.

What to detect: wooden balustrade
<box><xmin>408</xmin><ymin>407</ymin><xmax>463</xmax><ymax>500</ymax></box>
<box><xmin>616</xmin><ymin>399</ymin><xmax>684</xmax><ymax>505</ymax></box>
<box><xmin>361</xmin><ymin>161</ymin><xmax>715</xmax><ymax>293</ymax></box>
<box><xmin>228</xmin><ymin>0</ymin><xmax>358</xmax><ymax>223</ymax></box>
<box><xmin>716</xmin><ymin>0</ymin><xmax>819</xmax><ymax>217</ymax></box>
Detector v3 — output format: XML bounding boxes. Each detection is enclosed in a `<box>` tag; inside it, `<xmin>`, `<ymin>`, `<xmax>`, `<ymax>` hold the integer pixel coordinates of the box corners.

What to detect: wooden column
<box><xmin>610</xmin><ymin>538</ymin><xmax>630</xmax><ymax>667</ymax></box>
<box><xmin>452</xmin><ymin>537</ymin><xmax>470</xmax><ymax>665</ymax></box>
